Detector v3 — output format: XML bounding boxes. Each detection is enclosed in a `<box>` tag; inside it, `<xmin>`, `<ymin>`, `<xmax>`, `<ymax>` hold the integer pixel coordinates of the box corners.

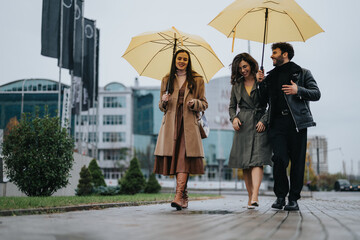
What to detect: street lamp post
<box><xmin>316</xmin><ymin>136</ymin><xmax>320</xmax><ymax>175</ymax></box>
<box><xmin>21</xmin><ymin>79</ymin><xmax>28</xmax><ymax>115</ymax></box>
<box><xmin>217</xmin><ymin>158</ymin><xmax>225</xmax><ymax>196</ymax></box>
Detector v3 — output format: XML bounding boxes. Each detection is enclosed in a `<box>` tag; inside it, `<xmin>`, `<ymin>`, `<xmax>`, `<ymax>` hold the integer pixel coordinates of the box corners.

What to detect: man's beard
<box><xmin>273</xmin><ymin>56</ymin><xmax>284</xmax><ymax>66</ymax></box>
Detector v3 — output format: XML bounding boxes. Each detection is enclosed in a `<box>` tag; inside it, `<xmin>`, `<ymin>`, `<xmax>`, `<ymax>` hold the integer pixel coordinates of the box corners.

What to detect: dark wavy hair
<box><xmin>271</xmin><ymin>42</ymin><xmax>294</xmax><ymax>60</ymax></box>
<box><xmin>230</xmin><ymin>53</ymin><xmax>259</xmax><ymax>85</ymax></box>
<box><xmin>167</xmin><ymin>49</ymin><xmax>195</xmax><ymax>94</ymax></box>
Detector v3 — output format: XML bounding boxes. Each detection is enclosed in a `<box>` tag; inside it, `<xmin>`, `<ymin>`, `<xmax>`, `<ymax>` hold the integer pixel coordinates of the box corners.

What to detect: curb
<box><xmin>0</xmin><ymin>196</ymin><xmax>221</xmax><ymax>217</ymax></box>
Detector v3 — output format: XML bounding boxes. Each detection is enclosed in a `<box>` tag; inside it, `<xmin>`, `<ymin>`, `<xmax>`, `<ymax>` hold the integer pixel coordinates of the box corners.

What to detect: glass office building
<box><xmin>0</xmin><ymin>79</ymin><xmax>69</xmax><ymax>130</ymax></box>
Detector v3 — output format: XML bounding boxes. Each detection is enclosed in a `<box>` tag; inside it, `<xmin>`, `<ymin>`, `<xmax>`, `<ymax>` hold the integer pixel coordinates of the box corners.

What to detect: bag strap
<box><xmin>196</xmin><ymin>111</ymin><xmax>205</xmax><ymax>121</ymax></box>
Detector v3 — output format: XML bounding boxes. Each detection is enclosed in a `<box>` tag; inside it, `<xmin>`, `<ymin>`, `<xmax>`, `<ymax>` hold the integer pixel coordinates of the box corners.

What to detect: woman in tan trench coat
<box><xmin>154</xmin><ymin>49</ymin><xmax>208</xmax><ymax>210</ymax></box>
<box><xmin>228</xmin><ymin>53</ymin><xmax>272</xmax><ymax>209</ymax></box>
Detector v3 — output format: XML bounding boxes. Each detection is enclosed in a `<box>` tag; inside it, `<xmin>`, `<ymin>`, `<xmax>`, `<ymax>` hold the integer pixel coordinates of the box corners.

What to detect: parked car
<box><xmin>334</xmin><ymin>179</ymin><xmax>351</xmax><ymax>191</ymax></box>
<box><xmin>350</xmin><ymin>184</ymin><xmax>360</xmax><ymax>191</ymax></box>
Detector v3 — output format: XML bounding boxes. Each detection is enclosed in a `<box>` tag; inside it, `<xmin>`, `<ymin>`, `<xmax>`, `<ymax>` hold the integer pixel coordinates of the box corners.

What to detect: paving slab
<box><xmin>0</xmin><ymin>192</ymin><xmax>359</xmax><ymax>240</ymax></box>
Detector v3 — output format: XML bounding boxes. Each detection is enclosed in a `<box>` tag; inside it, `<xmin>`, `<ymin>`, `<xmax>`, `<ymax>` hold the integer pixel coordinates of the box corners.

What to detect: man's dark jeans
<box><xmin>269</xmin><ymin>114</ymin><xmax>307</xmax><ymax>201</ymax></box>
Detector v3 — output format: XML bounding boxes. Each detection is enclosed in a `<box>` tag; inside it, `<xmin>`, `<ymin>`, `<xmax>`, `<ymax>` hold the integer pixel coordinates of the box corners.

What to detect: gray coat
<box><xmin>228</xmin><ymin>80</ymin><xmax>272</xmax><ymax>169</ymax></box>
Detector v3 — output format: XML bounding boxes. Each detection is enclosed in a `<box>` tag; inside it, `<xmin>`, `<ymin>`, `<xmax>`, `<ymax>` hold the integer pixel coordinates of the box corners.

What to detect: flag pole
<box><xmin>93</xmin><ymin>22</ymin><xmax>97</xmax><ymax>159</ymax></box>
<box><xmin>58</xmin><ymin>0</ymin><xmax>64</xmax><ymax>118</ymax></box>
<box><xmin>79</xmin><ymin>2</ymin><xmax>85</xmax><ymax>155</ymax></box>
<box><xmin>69</xmin><ymin>0</ymin><xmax>78</xmax><ymax>134</ymax></box>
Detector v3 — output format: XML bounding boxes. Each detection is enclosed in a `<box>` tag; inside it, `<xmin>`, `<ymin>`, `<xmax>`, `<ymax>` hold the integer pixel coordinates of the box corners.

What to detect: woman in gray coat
<box><xmin>228</xmin><ymin>53</ymin><xmax>272</xmax><ymax>209</ymax></box>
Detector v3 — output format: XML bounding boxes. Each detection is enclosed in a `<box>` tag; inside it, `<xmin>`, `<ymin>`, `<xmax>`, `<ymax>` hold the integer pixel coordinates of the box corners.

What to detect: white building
<box><xmin>75</xmin><ymin>82</ymin><xmax>133</xmax><ymax>181</ymax></box>
<box><xmin>307</xmin><ymin>136</ymin><xmax>328</xmax><ymax>174</ymax></box>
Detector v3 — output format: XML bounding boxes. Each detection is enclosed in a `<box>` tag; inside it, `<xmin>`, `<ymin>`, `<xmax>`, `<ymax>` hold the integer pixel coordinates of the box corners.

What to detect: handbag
<box><xmin>197</xmin><ymin>111</ymin><xmax>210</xmax><ymax>139</ymax></box>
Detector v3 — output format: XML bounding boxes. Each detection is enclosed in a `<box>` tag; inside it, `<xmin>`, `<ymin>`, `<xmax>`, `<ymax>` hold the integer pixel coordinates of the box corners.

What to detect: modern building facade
<box><xmin>74</xmin><ymin>82</ymin><xmax>133</xmax><ymax>182</ymax></box>
<box><xmin>0</xmin><ymin>79</ymin><xmax>69</xmax><ymax>130</ymax></box>
<box><xmin>307</xmin><ymin>136</ymin><xmax>328</xmax><ymax>174</ymax></box>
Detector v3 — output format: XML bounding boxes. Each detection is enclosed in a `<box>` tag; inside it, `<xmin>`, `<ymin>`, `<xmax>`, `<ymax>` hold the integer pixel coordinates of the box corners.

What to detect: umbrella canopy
<box><xmin>122</xmin><ymin>27</ymin><xmax>224</xmax><ymax>83</ymax></box>
<box><xmin>208</xmin><ymin>0</ymin><xmax>324</xmax><ymax>67</ymax></box>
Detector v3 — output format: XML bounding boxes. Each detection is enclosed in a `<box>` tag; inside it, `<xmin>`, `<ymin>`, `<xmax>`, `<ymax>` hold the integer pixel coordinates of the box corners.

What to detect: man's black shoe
<box><xmin>271</xmin><ymin>197</ymin><xmax>285</xmax><ymax>209</ymax></box>
<box><xmin>284</xmin><ymin>200</ymin><xmax>299</xmax><ymax>211</ymax></box>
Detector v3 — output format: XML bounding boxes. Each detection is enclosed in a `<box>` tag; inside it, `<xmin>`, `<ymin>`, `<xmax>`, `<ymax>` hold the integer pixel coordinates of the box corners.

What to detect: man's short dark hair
<box><xmin>271</xmin><ymin>42</ymin><xmax>294</xmax><ymax>60</ymax></box>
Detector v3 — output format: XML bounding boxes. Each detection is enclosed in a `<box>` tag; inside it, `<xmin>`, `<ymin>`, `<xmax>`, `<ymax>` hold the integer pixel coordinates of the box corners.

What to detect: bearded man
<box><xmin>257</xmin><ymin>42</ymin><xmax>321</xmax><ymax>211</ymax></box>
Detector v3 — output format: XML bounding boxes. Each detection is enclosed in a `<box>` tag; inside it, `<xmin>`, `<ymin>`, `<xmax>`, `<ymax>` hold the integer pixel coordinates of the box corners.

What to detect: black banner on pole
<box><xmin>73</xmin><ymin>0</ymin><xmax>83</xmax><ymax>77</ymax></box>
<box><xmin>41</xmin><ymin>0</ymin><xmax>60</xmax><ymax>58</ymax></box>
<box><xmin>82</xmin><ymin>18</ymin><xmax>95</xmax><ymax>111</ymax></box>
<box><xmin>95</xmin><ymin>28</ymin><xmax>100</xmax><ymax>102</ymax></box>
<box><xmin>71</xmin><ymin>76</ymin><xmax>81</xmax><ymax>115</ymax></box>
<box><xmin>58</xmin><ymin>0</ymin><xmax>74</xmax><ymax>69</ymax></box>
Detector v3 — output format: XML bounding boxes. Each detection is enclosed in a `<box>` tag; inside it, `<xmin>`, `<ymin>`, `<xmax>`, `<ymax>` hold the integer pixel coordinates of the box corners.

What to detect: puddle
<box><xmin>176</xmin><ymin>210</ymin><xmax>234</xmax><ymax>215</ymax></box>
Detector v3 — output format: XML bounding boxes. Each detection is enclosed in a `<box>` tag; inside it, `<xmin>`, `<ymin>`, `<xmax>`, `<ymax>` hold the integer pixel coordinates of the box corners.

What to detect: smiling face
<box><xmin>175</xmin><ymin>52</ymin><xmax>189</xmax><ymax>70</ymax></box>
<box><xmin>271</xmin><ymin>48</ymin><xmax>286</xmax><ymax>66</ymax></box>
<box><xmin>239</xmin><ymin>60</ymin><xmax>251</xmax><ymax>78</ymax></box>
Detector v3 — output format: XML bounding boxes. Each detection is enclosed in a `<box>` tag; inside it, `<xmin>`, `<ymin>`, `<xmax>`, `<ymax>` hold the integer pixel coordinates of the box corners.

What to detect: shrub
<box><xmin>88</xmin><ymin>159</ymin><xmax>106</xmax><ymax>187</ymax></box>
<box><xmin>2</xmin><ymin>109</ymin><xmax>74</xmax><ymax>196</ymax></box>
<box><xmin>119</xmin><ymin>157</ymin><xmax>145</xmax><ymax>195</ymax></box>
<box><xmin>144</xmin><ymin>173</ymin><xmax>161</xmax><ymax>193</ymax></box>
<box><xmin>76</xmin><ymin>165</ymin><xmax>93</xmax><ymax>196</ymax></box>
<box><xmin>93</xmin><ymin>186</ymin><xmax>121</xmax><ymax>196</ymax></box>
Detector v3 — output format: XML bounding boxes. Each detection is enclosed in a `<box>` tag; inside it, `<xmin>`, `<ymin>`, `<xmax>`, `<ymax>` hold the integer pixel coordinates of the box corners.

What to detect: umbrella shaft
<box><xmin>261</xmin><ymin>8</ymin><xmax>269</xmax><ymax>70</ymax></box>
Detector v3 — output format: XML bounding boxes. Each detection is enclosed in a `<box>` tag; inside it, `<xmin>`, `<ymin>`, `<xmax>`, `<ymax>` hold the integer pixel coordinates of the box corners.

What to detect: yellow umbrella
<box><xmin>208</xmin><ymin>0</ymin><xmax>324</xmax><ymax>69</ymax></box>
<box><xmin>122</xmin><ymin>27</ymin><xmax>224</xmax><ymax>83</ymax></box>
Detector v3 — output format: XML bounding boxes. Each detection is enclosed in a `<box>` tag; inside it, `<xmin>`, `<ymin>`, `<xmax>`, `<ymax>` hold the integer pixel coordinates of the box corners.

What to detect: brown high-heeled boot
<box><xmin>181</xmin><ymin>174</ymin><xmax>189</xmax><ymax>208</ymax></box>
<box><xmin>182</xmin><ymin>189</ymin><xmax>188</xmax><ymax>208</ymax></box>
<box><xmin>171</xmin><ymin>173</ymin><xmax>188</xmax><ymax>210</ymax></box>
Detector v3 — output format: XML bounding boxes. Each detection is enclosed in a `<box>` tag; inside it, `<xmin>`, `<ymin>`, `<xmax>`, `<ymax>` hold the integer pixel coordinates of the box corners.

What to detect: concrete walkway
<box><xmin>0</xmin><ymin>192</ymin><xmax>359</xmax><ymax>240</ymax></box>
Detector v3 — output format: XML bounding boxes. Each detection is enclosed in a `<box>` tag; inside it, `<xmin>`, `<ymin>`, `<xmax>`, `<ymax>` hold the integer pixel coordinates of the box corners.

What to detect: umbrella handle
<box><xmin>261</xmin><ymin>8</ymin><xmax>269</xmax><ymax>71</ymax></box>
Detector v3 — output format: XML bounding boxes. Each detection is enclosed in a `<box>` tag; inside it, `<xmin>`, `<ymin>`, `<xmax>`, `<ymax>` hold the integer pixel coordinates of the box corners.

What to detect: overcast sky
<box><xmin>1</xmin><ymin>0</ymin><xmax>360</xmax><ymax>174</ymax></box>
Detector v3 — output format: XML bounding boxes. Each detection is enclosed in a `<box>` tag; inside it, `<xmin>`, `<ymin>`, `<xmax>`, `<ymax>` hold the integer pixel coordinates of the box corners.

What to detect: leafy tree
<box><xmin>76</xmin><ymin>165</ymin><xmax>93</xmax><ymax>196</ymax></box>
<box><xmin>144</xmin><ymin>173</ymin><xmax>161</xmax><ymax>193</ymax></box>
<box><xmin>2</xmin><ymin>108</ymin><xmax>74</xmax><ymax>196</ymax></box>
<box><xmin>4</xmin><ymin>116</ymin><xmax>19</xmax><ymax>136</ymax></box>
<box><xmin>88</xmin><ymin>159</ymin><xmax>106</xmax><ymax>187</ymax></box>
<box><xmin>119</xmin><ymin>157</ymin><xmax>146</xmax><ymax>195</ymax></box>
<box><xmin>114</xmin><ymin>147</ymin><xmax>130</xmax><ymax>175</ymax></box>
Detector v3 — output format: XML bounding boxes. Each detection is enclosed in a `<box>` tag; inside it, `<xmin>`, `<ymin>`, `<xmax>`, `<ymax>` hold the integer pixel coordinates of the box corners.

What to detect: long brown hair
<box><xmin>167</xmin><ymin>49</ymin><xmax>196</xmax><ymax>94</ymax></box>
<box><xmin>230</xmin><ymin>53</ymin><xmax>259</xmax><ymax>85</ymax></box>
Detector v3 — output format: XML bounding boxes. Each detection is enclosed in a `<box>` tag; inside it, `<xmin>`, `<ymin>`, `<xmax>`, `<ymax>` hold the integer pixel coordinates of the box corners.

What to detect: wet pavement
<box><xmin>0</xmin><ymin>192</ymin><xmax>359</xmax><ymax>240</ymax></box>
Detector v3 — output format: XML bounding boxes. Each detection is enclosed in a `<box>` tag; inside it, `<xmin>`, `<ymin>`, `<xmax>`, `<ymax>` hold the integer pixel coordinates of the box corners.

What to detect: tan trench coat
<box><xmin>154</xmin><ymin>72</ymin><xmax>208</xmax><ymax>157</ymax></box>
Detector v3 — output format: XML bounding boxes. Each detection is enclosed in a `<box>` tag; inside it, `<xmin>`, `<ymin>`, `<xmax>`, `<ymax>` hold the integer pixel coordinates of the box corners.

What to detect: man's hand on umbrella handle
<box><xmin>256</xmin><ymin>70</ymin><xmax>265</xmax><ymax>82</ymax></box>
<box><xmin>162</xmin><ymin>93</ymin><xmax>170</xmax><ymax>102</ymax></box>
<box><xmin>282</xmin><ymin>80</ymin><xmax>298</xmax><ymax>95</ymax></box>
<box><xmin>232</xmin><ymin>118</ymin><xmax>241</xmax><ymax>131</ymax></box>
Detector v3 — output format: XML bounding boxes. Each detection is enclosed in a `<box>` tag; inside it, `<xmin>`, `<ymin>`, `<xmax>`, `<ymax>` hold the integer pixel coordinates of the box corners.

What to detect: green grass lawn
<box><xmin>0</xmin><ymin>193</ymin><xmax>217</xmax><ymax>211</ymax></box>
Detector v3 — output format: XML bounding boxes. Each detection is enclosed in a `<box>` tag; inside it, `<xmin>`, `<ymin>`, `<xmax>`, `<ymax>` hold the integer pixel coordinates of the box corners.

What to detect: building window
<box><xmin>75</xmin><ymin>132</ymin><xmax>85</xmax><ymax>142</ymax></box>
<box><xmin>76</xmin><ymin>115</ymin><xmax>96</xmax><ymax>126</ymax></box>
<box><xmin>102</xmin><ymin>168</ymin><xmax>120</xmax><ymax>179</ymax></box>
<box><xmin>88</xmin><ymin>115</ymin><xmax>97</xmax><ymax>125</ymax></box>
<box><xmin>103</xmin><ymin>96</ymin><xmax>126</xmax><ymax>108</ymax></box>
<box><xmin>103</xmin><ymin>115</ymin><xmax>125</xmax><ymax>125</ymax></box>
<box><xmin>103</xmin><ymin>132</ymin><xmax>125</xmax><ymax>142</ymax></box>
<box><xmin>103</xmin><ymin>149</ymin><xmax>127</xmax><ymax>161</ymax></box>
<box><xmin>88</xmin><ymin>132</ymin><xmax>97</xmax><ymax>143</ymax></box>
<box><xmin>80</xmin><ymin>115</ymin><xmax>87</xmax><ymax>125</ymax></box>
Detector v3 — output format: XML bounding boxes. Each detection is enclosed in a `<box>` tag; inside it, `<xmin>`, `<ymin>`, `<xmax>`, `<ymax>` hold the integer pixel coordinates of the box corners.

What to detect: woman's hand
<box><xmin>256</xmin><ymin>121</ymin><xmax>266</xmax><ymax>133</ymax></box>
<box><xmin>162</xmin><ymin>93</ymin><xmax>170</xmax><ymax>102</ymax></box>
<box><xmin>232</xmin><ymin>118</ymin><xmax>242</xmax><ymax>131</ymax></box>
<box><xmin>187</xmin><ymin>99</ymin><xmax>195</xmax><ymax>108</ymax></box>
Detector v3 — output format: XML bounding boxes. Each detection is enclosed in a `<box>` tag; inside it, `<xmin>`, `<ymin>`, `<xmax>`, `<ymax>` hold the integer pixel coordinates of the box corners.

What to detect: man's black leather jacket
<box><xmin>258</xmin><ymin>62</ymin><xmax>321</xmax><ymax>131</ymax></box>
